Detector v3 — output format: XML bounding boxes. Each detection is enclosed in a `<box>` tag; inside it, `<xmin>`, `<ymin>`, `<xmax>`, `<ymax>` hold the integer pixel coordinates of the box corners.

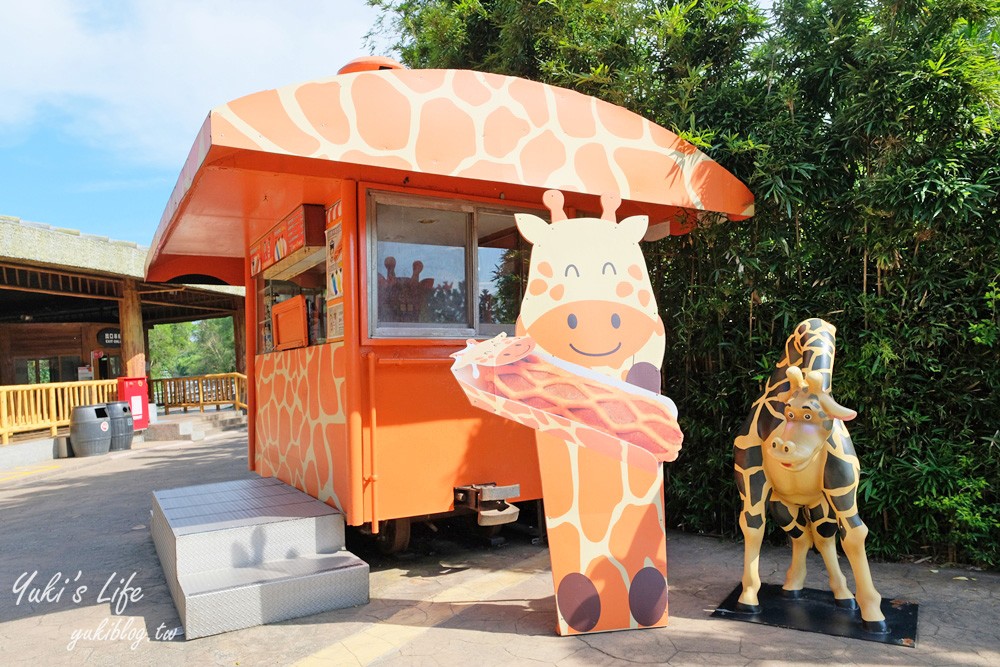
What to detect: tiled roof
<box><xmin>0</xmin><ymin>215</ymin><xmax>148</xmax><ymax>278</ymax></box>
<box><xmin>0</xmin><ymin>215</ymin><xmax>243</xmax><ymax>296</ymax></box>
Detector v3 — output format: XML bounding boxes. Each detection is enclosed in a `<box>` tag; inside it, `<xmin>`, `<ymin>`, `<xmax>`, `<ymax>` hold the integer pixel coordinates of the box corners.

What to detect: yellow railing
<box><xmin>0</xmin><ymin>380</ymin><xmax>118</xmax><ymax>445</ymax></box>
<box><xmin>151</xmin><ymin>373</ymin><xmax>247</xmax><ymax>414</ymax></box>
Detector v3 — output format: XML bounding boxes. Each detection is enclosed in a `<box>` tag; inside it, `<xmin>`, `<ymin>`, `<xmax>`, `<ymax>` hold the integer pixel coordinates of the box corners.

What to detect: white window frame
<box><xmin>366</xmin><ymin>190</ymin><xmax>536</xmax><ymax>339</ymax></box>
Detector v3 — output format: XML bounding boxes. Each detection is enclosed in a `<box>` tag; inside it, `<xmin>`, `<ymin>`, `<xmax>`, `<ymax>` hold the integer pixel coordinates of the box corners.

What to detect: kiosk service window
<box><xmin>254</xmin><ymin>205</ymin><xmax>328</xmax><ymax>353</ymax></box>
<box><xmin>368</xmin><ymin>191</ymin><xmax>539</xmax><ymax>339</ymax></box>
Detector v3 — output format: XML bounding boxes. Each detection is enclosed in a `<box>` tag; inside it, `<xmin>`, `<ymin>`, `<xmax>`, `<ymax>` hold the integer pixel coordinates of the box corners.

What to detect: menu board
<box><xmin>327</xmin><ymin>301</ymin><xmax>345</xmax><ymax>340</ymax></box>
<box><xmin>325</xmin><ymin>201</ymin><xmax>345</xmax><ymax>342</ymax></box>
<box><xmin>250</xmin><ymin>206</ymin><xmax>311</xmax><ymax>276</ymax></box>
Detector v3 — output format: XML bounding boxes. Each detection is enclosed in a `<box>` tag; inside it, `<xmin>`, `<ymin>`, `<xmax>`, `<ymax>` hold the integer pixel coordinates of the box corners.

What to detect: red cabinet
<box><xmin>117</xmin><ymin>376</ymin><xmax>150</xmax><ymax>430</ymax></box>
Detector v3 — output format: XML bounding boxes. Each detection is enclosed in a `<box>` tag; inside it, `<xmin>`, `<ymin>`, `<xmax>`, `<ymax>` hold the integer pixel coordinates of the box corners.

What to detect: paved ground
<box><xmin>0</xmin><ymin>430</ymin><xmax>998</xmax><ymax>666</ymax></box>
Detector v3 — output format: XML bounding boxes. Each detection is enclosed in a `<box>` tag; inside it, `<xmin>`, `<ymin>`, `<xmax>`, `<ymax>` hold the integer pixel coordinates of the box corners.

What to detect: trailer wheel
<box><xmin>477</xmin><ymin>523</ymin><xmax>502</xmax><ymax>539</ymax></box>
<box><xmin>376</xmin><ymin>518</ymin><xmax>411</xmax><ymax>554</ymax></box>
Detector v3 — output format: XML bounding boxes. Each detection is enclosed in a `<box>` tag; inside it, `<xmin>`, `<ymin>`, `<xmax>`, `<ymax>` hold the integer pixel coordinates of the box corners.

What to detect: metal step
<box><xmin>151</xmin><ymin>476</ymin><xmax>369</xmax><ymax>639</ymax></box>
<box><xmin>180</xmin><ymin>552</ymin><xmax>369</xmax><ymax>638</ymax></box>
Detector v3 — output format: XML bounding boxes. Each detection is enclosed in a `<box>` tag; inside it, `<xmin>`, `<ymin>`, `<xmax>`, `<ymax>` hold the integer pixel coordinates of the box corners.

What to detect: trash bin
<box><xmin>69</xmin><ymin>405</ymin><xmax>112</xmax><ymax>457</ymax></box>
<box><xmin>106</xmin><ymin>401</ymin><xmax>135</xmax><ymax>451</ymax></box>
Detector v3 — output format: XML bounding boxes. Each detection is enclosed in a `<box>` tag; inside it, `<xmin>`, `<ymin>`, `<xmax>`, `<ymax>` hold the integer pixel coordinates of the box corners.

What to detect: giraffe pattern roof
<box><xmin>209</xmin><ymin>68</ymin><xmax>754</xmax><ymax>220</ymax></box>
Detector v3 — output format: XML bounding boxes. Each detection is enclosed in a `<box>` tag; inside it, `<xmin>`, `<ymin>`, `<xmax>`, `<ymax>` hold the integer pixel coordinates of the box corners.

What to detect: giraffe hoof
<box><xmin>780</xmin><ymin>588</ymin><xmax>803</xmax><ymax>599</ymax></box>
<box><xmin>556</xmin><ymin>573</ymin><xmax>601</xmax><ymax>633</ymax></box>
<box><xmin>863</xmin><ymin>618</ymin><xmax>889</xmax><ymax>634</ymax></box>
<box><xmin>735</xmin><ymin>602</ymin><xmax>761</xmax><ymax>614</ymax></box>
<box><xmin>835</xmin><ymin>597</ymin><xmax>859</xmax><ymax>610</ymax></box>
<box><xmin>629</xmin><ymin>567</ymin><xmax>667</xmax><ymax>626</ymax></box>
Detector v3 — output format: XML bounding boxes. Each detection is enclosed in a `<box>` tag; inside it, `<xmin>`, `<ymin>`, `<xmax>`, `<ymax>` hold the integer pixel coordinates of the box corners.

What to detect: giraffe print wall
<box><xmin>255</xmin><ymin>342</ymin><xmax>349</xmax><ymax>514</ymax></box>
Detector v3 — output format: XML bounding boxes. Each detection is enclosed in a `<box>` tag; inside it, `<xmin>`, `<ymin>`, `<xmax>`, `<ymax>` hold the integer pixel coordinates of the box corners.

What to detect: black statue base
<box><xmin>712</xmin><ymin>583</ymin><xmax>918</xmax><ymax>647</ymax></box>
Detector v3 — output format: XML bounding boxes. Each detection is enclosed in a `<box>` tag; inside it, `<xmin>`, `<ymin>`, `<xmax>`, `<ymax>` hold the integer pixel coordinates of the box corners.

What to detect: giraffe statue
<box><xmin>734</xmin><ymin>318</ymin><xmax>887</xmax><ymax>633</ymax></box>
<box><xmin>453</xmin><ymin>189</ymin><xmax>679</xmax><ymax>635</ymax></box>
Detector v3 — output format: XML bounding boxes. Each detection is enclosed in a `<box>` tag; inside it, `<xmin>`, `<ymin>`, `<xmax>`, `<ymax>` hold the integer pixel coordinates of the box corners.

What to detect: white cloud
<box><xmin>0</xmin><ymin>0</ymin><xmax>385</xmax><ymax>167</ymax></box>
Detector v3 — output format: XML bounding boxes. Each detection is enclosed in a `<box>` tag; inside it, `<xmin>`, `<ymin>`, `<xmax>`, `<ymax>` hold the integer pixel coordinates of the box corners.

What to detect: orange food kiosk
<box><xmin>145</xmin><ymin>56</ymin><xmax>754</xmax><ymax>553</ymax></box>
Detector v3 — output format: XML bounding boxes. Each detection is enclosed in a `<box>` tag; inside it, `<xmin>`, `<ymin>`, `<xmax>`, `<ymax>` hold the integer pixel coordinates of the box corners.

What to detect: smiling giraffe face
<box><xmin>515</xmin><ymin>193</ymin><xmax>665</xmax><ymax>377</ymax></box>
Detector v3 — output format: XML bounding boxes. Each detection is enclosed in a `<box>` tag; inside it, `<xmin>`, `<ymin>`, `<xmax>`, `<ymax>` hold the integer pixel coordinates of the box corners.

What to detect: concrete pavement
<box><xmin>0</xmin><ymin>430</ymin><xmax>997</xmax><ymax>666</ymax></box>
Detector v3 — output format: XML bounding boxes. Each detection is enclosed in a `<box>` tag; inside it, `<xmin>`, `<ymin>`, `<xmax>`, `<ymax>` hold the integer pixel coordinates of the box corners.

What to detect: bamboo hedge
<box><xmin>373</xmin><ymin>0</ymin><xmax>1000</xmax><ymax>566</ymax></box>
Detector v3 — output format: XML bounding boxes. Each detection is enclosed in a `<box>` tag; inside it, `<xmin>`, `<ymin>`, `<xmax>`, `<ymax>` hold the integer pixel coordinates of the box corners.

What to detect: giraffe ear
<box><xmin>818</xmin><ymin>392</ymin><xmax>857</xmax><ymax>422</ymax></box>
<box><xmin>515</xmin><ymin>213</ymin><xmax>550</xmax><ymax>245</ymax></box>
<box><xmin>617</xmin><ymin>215</ymin><xmax>649</xmax><ymax>243</ymax></box>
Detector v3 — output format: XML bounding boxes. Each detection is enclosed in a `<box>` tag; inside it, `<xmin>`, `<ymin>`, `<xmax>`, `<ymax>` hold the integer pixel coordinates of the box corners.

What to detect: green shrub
<box><xmin>374</xmin><ymin>0</ymin><xmax>1000</xmax><ymax>566</ymax></box>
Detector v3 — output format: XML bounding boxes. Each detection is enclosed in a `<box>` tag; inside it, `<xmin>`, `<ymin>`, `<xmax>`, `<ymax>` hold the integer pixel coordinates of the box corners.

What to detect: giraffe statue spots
<box><xmin>734</xmin><ymin>319</ymin><xmax>887</xmax><ymax>633</ymax></box>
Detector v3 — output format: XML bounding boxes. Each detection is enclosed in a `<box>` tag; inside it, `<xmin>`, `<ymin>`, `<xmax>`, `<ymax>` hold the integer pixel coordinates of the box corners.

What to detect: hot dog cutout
<box><xmin>451</xmin><ymin>334</ymin><xmax>683</xmax><ymax>471</ymax></box>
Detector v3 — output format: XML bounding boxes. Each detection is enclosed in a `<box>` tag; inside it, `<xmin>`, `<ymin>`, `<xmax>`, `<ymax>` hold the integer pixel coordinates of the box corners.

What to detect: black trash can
<box><xmin>69</xmin><ymin>405</ymin><xmax>112</xmax><ymax>457</ymax></box>
<box><xmin>106</xmin><ymin>401</ymin><xmax>135</xmax><ymax>451</ymax></box>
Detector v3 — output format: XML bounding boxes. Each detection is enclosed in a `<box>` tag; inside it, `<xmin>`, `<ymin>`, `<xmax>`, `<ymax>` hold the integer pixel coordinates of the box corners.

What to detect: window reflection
<box><xmin>477</xmin><ymin>211</ymin><xmax>530</xmax><ymax>335</ymax></box>
<box><xmin>375</xmin><ymin>203</ymin><xmax>469</xmax><ymax>327</ymax></box>
<box><xmin>370</xmin><ymin>194</ymin><xmax>540</xmax><ymax>337</ymax></box>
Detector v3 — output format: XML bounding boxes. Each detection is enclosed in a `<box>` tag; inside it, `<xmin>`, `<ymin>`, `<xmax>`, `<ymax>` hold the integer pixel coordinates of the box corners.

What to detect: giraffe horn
<box><xmin>542</xmin><ymin>190</ymin><xmax>568</xmax><ymax>222</ymax></box>
<box><xmin>805</xmin><ymin>370</ymin><xmax>855</xmax><ymax>419</ymax></box>
<box><xmin>600</xmin><ymin>193</ymin><xmax>622</xmax><ymax>221</ymax></box>
<box><xmin>787</xmin><ymin>365</ymin><xmax>807</xmax><ymax>389</ymax></box>
<box><xmin>777</xmin><ymin>365</ymin><xmax>806</xmax><ymax>402</ymax></box>
<box><xmin>805</xmin><ymin>370</ymin><xmax>826</xmax><ymax>394</ymax></box>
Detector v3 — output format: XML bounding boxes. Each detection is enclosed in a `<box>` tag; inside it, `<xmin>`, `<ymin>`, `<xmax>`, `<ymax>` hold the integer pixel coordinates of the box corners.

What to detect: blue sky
<box><xmin>0</xmin><ymin>0</ymin><xmax>384</xmax><ymax>246</ymax></box>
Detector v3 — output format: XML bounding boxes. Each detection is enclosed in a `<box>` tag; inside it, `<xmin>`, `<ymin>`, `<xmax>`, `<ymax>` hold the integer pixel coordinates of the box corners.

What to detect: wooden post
<box><xmin>119</xmin><ymin>279</ymin><xmax>146</xmax><ymax>379</ymax></box>
<box><xmin>233</xmin><ymin>306</ymin><xmax>246</xmax><ymax>374</ymax></box>
<box><xmin>48</xmin><ymin>386</ymin><xmax>57</xmax><ymax>436</ymax></box>
<box><xmin>0</xmin><ymin>326</ymin><xmax>12</xmax><ymax>386</ymax></box>
<box><xmin>1</xmin><ymin>388</ymin><xmax>8</xmax><ymax>445</ymax></box>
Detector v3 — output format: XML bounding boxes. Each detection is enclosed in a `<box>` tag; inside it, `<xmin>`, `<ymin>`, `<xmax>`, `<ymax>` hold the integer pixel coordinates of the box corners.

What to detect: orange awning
<box><xmin>146</xmin><ymin>61</ymin><xmax>754</xmax><ymax>284</ymax></box>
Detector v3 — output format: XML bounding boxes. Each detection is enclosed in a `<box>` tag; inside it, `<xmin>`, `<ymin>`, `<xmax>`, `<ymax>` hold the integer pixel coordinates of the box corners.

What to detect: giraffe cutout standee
<box><xmin>724</xmin><ymin>318</ymin><xmax>917</xmax><ymax>642</ymax></box>
<box><xmin>452</xmin><ymin>190</ymin><xmax>681</xmax><ymax>635</ymax></box>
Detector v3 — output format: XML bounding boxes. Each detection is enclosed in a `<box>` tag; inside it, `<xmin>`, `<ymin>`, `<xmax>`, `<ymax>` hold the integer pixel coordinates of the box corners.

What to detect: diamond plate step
<box><xmin>179</xmin><ymin>552</ymin><xmax>369</xmax><ymax>638</ymax></box>
<box><xmin>153</xmin><ymin>477</ymin><xmax>344</xmax><ymax>574</ymax></box>
<box><xmin>151</xmin><ymin>476</ymin><xmax>369</xmax><ymax>639</ymax></box>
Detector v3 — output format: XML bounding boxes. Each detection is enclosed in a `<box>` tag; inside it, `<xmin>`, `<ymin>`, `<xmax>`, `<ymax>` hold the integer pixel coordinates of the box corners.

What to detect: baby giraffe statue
<box><xmin>733</xmin><ymin>318</ymin><xmax>887</xmax><ymax>633</ymax></box>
